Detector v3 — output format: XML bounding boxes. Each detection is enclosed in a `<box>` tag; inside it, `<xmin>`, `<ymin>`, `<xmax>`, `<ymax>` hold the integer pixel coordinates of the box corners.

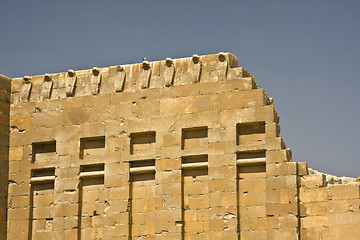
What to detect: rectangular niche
<box><xmin>181</xmin><ymin>126</ymin><xmax>208</xmax><ymax>150</ymax></box>
<box><xmin>29</xmin><ymin>168</ymin><xmax>55</xmax><ymax>240</ymax></box>
<box><xmin>80</xmin><ymin>163</ymin><xmax>105</xmax><ymax>183</ymax></box>
<box><xmin>181</xmin><ymin>155</ymin><xmax>209</xmax><ymax>239</ymax></box>
<box><xmin>79</xmin><ymin>136</ymin><xmax>105</xmax><ymax>159</ymax></box>
<box><xmin>130</xmin><ymin>131</ymin><xmax>156</xmax><ymax>155</ymax></box>
<box><xmin>129</xmin><ymin>159</ymin><xmax>156</xmax><ymax>239</ymax></box>
<box><xmin>236</xmin><ymin>122</ymin><xmax>265</xmax><ymax>146</ymax></box>
<box><xmin>78</xmin><ymin>163</ymin><xmax>105</xmax><ymax>240</ymax></box>
<box><xmin>32</xmin><ymin>141</ymin><xmax>56</xmax><ymax>163</ymax></box>
<box><xmin>181</xmin><ymin>154</ymin><xmax>208</xmax><ymax>170</ymax></box>
<box><xmin>237</xmin><ymin>153</ymin><xmax>266</xmax><ymax>238</ymax></box>
<box><xmin>237</xmin><ymin>150</ymin><xmax>266</xmax><ymax>161</ymax></box>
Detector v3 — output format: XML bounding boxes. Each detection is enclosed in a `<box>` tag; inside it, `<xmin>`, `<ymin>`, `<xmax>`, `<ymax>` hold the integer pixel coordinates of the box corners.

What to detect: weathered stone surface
<box><xmin>1</xmin><ymin>53</ymin><xmax>359</xmax><ymax>239</ymax></box>
<box><xmin>114</xmin><ymin>66</ymin><xmax>126</xmax><ymax>92</ymax></box>
<box><xmin>90</xmin><ymin>67</ymin><xmax>102</xmax><ymax>95</ymax></box>
<box><xmin>20</xmin><ymin>76</ymin><xmax>32</xmax><ymax>102</ymax></box>
<box><xmin>139</xmin><ymin>59</ymin><xmax>151</xmax><ymax>89</ymax></box>
<box><xmin>41</xmin><ymin>74</ymin><xmax>53</xmax><ymax>100</ymax></box>
<box><xmin>65</xmin><ymin>69</ymin><xmax>77</xmax><ymax>97</ymax></box>
<box><xmin>217</xmin><ymin>52</ymin><xmax>228</xmax><ymax>81</ymax></box>
<box><xmin>190</xmin><ymin>54</ymin><xmax>202</xmax><ymax>83</ymax></box>
<box><xmin>0</xmin><ymin>74</ymin><xmax>10</xmax><ymax>239</ymax></box>
<box><xmin>164</xmin><ymin>58</ymin><xmax>175</xmax><ymax>87</ymax></box>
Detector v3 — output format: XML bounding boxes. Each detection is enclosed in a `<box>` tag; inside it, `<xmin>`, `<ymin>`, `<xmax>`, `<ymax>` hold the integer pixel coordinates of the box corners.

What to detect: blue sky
<box><xmin>1</xmin><ymin>0</ymin><xmax>359</xmax><ymax>177</ymax></box>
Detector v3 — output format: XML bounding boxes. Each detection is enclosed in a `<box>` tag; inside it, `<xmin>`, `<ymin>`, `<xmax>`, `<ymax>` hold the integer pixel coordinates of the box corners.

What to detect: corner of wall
<box><xmin>0</xmin><ymin>74</ymin><xmax>11</xmax><ymax>239</ymax></box>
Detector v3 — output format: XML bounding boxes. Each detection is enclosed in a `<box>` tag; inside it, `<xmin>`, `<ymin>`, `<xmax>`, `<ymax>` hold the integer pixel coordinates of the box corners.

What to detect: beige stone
<box><xmin>0</xmin><ymin>53</ymin><xmax>359</xmax><ymax>239</ymax></box>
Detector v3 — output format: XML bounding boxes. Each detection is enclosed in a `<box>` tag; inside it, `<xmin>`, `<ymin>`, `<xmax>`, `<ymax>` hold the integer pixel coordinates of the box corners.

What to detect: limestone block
<box><xmin>285</xmin><ymin>175</ymin><xmax>298</xmax><ymax>188</ymax></box>
<box><xmin>56</xmin><ymin>167</ymin><xmax>78</xmax><ymax>180</ymax></box>
<box><xmin>10</xmin><ymin>113</ymin><xmax>31</xmax><ymax>132</ymax></box>
<box><xmin>300</xmin><ymin>187</ymin><xmax>328</xmax><ymax>203</ymax></box>
<box><xmin>82</xmin><ymin>94</ymin><xmax>111</xmax><ymax>108</ymax></box>
<box><xmin>301</xmin><ymin>174</ymin><xmax>326</xmax><ymax>188</ymax></box>
<box><xmin>217</xmin><ymin>90</ymin><xmax>263</xmax><ymax>110</ymax></box>
<box><xmin>114</xmin><ymin>66</ymin><xmax>126</xmax><ymax>92</ymax></box>
<box><xmin>156</xmin><ymin>158</ymin><xmax>181</xmax><ymax>171</ymax></box>
<box><xmin>55</xmin><ymin>178</ymin><xmax>79</xmax><ymax>191</ymax></box>
<box><xmin>7</xmin><ymin>219</ymin><xmax>29</xmax><ymax>234</ymax></box>
<box><xmin>267</xmin><ymin>203</ymin><xmax>298</xmax><ymax>216</ymax></box>
<box><xmin>327</xmin><ymin>199</ymin><xmax>360</xmax><ymax>213</ymax></box>
<box><xmin>190</xmin><ymin>54</ymin><xmax>202</xmax><ymax>83</ymax></box>
<box><xmin>8</xmin><ymin>207</ymin><xmax>29</xmax><ymax>220</ymax></box>
<box><xmin>9</xmin><ymin>147</ymin><xmax>23</xmax><ymax>161</ymax></box>
<box><xmin>267</xmin><ymin>189</ymin><xmax>281</xmax><ymax>203</ymax></box>
<box><xmin>164</xmin><ymin>58</ymin><xmax>175</xmax><ymax>87</ymax></box>
<box><xmin>41</xmin><ymin>74</ymin><xmax>54</xmax><ymax>100</ymax></box>
<box><xmin>103</xmin><ymin>200</ymin><xmax>128</xmax><ymax>215</ymax></box>
<box><xmin>279</xmin><ymin>214</ymin><xmax>298</xmax><ymax>229</ymax></box>
<box><xmin>265</xmin><ymin>122</ymin><xmax>280</xmax><ymax>138</ymax></box>
<box><xmin>301</xmin><ymin>215</ymin><xmax>329</xmax><ymax>228</ymax></box>
<box><xmin>302</xmin><ymin>202</ymin><xmax>328</xmax><ymax>216</ymax></box>
<box><xmin>91</xmin><ymin>67</ymin><xmax>102</xmax><ymax>95</ymax></box>
<box><xmin>227</xmin><ymin>67</ymin><xmax>251</xmax><ymax>81</ymax></box>
<box><xmin>0</xmin><ymin>101</ymin><xmax>10</xmax><ymax>116</ymax></box>
<box><xmin>223</xmin><ymin>77</ymin><xmax>256</xmax><ymax>92</ymax></box>
<box><xmin>267</xmin><ymin>162</ymin><xmax>297</xmax><ymax>176</ymax></box>
<box><xmin>32</xmin><ymin>110</ymin><xmax>61</xmax><ymax>129</ymax></box>
<box><xmin>266</xmin><ymin>149</ymin><xmax>291</xmax><ymax>163</ymax></box>
<box><xmin>20</xmin><ymin>76</ymin><xmax>32</xmax><ymax>102</ymax></box>
<box><xmin>7</xmin><ymin>233</ymin><xmax>27</xmax><ymax>240</ymax></box>
<box><xmin>279</xmin><ymin>188</ymin><xmax>298</xmax><ymax>204</ymax></box>
<box><xmin>8</xmin><ymin>196</ymin><xmax>29</xmax><ymax>209</ymax></box>
<box><xmin>217</xmin><ymin>52</ymin><xmax>228</xmax><ymax>81</ymax></box>
<box><xmin>328</xmin><ymin>212</ymin><xmax>360</xmax><ymax>226</ymax></box>
<box><xmin>297</xmin><ymin>162</ymin><xmax>308</xmax><ymax>176</ymax></box>
<box><xmin>139</xmin><ymin>59</ymin><xmax>152</xmax><ymax>89</ymax></box>
<box><xmin>155</xmin><ymin>209</ymin><xmax>181</xmax><ymax>223</ymax></box>
<box><xmin>322</xmin><ymin>225</ymin><xmax>360</xmax><ymax>240</ymax></box>
<box><xmin>267</xmin><ymin>228</ymin><xmax>299</xmax><ymax>240</ymax></box>
<box><xmin>329</xmin><ymin>184</ymin><xmax>360</xmax><ymax>200</ymax></box>
<box><xmin>301</xmin><ymin>228</ymin><xmax>322</xmax><ymax>240</ymax></box>
<box><xmin>65</xmin><ymin>69</ymin><xmax>77</xmax><ymax>97</ymax></box>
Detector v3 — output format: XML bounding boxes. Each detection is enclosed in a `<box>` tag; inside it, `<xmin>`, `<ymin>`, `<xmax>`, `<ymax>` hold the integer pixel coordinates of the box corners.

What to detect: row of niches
<box><xmin>30</xmin><ymin>150</ymin><xmax>266</xmax><ymax>183</ymax></box>
<box><xmin>29</xmin><ymin>156</ymin><xmax>208</xmax><ymax>186</ymax></box>
<box><xmin>31</xmin><ymin>136</ymin><xmax>106</xmax><ymax>163</ymax></box>
<box><xmin>30</xmin><ymin>122</ymin><xmax>266</xmax><ymax>162</ymax></box>
<box><xmin>30</xmin><ymin>163</ymin><xmax>106</xmax><ymax>186</ymax></box>
<box><xmin>28</xmin><ymin>151</ymin><xmax>266</xmax><ymax>239</ymax></box>
<box><xmin>17</xmin><ymin>53</ymin><xmax>232</xmax><ymax>102</ymax></box>
<box><xmin>131</xmin><ymin>122</ymin><xmax>266</xmax><ymax>155</ymax></box>
<box><xmin>130</xmin><ymin>128</ymin><xmax>209</xmax><ymax>155</ymax></box>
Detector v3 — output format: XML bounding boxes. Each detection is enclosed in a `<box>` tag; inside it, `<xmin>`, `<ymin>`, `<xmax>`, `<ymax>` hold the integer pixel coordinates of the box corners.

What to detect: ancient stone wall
<box><xmin>3</xmin><ymin>53</ymin><xmax>360</xmax><ymax>239</ymax></box>
<box><xmin>300</xmin><ymin>170</ymin><xmax>360</xmax><ymax>239</ymax></box>
<box><xmin>0</xmin><ymin>74</ymin><xmax>11</xmax><ymax>239</ymax></box>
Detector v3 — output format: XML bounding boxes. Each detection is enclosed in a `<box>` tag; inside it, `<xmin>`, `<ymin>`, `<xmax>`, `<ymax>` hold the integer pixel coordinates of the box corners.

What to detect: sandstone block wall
<box><xmin>300</xmin><ymin>171</ymin><xmax>360</xmax><ymax>239</ymax></box>
<box><xmin>2</xmin><ymin>53</ymin><xmax>360</xmax><ymax>239</ymax></box>
<box><xmin>0</xmin><ymin>74</ymin><xmax>11</xmax><ymax>239</ymax></box>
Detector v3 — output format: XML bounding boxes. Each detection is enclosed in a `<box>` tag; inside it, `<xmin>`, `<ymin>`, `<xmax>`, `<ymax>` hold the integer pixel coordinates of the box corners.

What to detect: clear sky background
<box><xmin>1</xmin><ymin>0</ymin><xmax>359</xmax><ymax>177</ymax></box>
